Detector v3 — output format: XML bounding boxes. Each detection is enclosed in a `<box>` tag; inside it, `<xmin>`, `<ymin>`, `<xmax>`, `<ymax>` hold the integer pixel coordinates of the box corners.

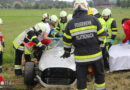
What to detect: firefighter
<box><xmin>61</xmin><ymin>0</ymin><xmax>106</xmax><ymax>90</ymax></box>
<box><xmin>39</xmin><ymin>14</ymin><xmax>59</xmax><ymax>45</ymax></box>
<box><xmin>92</xmin><ymin>8</ymin><xmax>109</xmax><ymax>68</ymax></box>
<box><xmin>42</xmin><ymin>13</ymin><xmax>49</xmax><ymax>23</ymax></box>
<box><xmin>92</xmin><ymin>8</ymin><xmax>106</xmax><ymax>28</ymax></box>
<box><xmin>102</xmin><ymin>8</ymin><xmax>118</xmax><ymax>49</ymax></box>
<box><xmin>13</xmin><ymin>22</ymin><xmax>55</xmax><ymax>76</ymax></box>
<box><xmin>48</xmin><ymin>15</ymin><xmax>58</xmax><ymax>38</ymax></box>
<box><xmin>0</xmin><ymin>30</ymin><xmax>5</xmax><ymax>73</ymax></box>
<box><xmin>55</xmin><ymin>10</ymin><xmax>68</xmax><ymax>36</ymax></box>
<box><xmin>120</xmin><ymin>18</ymin><xmax>130</xmax><ymax>44</ymax></box>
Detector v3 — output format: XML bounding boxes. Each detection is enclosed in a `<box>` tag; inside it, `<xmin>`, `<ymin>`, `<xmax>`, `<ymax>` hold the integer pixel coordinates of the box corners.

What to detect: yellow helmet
<box><xmin>88</xmin><ymin>7</ymin><xmax>93</xmax><ymax>15</ymax></box>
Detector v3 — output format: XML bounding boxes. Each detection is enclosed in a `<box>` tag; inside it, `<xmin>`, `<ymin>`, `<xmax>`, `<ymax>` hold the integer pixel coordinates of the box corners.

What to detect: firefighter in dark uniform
<box><xmin>13</xmin><ymin>22</ymin><xmax>47</xmax><ymax>76</ymax></box>
<box><xmin>61</xmin><ymin>0</ymin><xmax>106</xmax><ymax>90</ymax></box>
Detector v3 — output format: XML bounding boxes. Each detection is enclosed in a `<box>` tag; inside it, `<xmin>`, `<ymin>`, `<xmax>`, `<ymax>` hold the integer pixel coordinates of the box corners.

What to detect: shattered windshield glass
<box><xmin>48</xmin><ymin>39</ymin><xmax>64</xmax><ymax>48</ymax></box>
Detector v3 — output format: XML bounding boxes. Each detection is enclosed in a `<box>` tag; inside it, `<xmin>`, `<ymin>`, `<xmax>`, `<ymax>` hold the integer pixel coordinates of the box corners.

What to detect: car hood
<box><xmin>39</xmin><ymin>47</ymin><xmax>76</xmax><ymax>71</ymax></box>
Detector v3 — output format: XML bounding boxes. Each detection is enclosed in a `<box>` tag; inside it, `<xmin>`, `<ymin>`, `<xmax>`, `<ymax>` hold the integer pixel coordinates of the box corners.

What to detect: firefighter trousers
<box><xmin>76</xmin><ymin>58</ymin><xmax>105</xmax><ymax>89</ymax></box>
<box><xmin>14</xmin><ymin>49</ymin><xmax>24</xmax><ymax>66</ymax></box>
<box><xmin>102</xmin><ymin>47</ymin><xmax>109</xmax><ymax>69</ymax></box>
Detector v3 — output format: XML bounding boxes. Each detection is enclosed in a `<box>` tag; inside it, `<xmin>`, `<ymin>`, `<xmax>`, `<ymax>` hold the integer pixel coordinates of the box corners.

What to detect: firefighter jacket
<box><xmin>122</xmin><ymin>20</ymin><xmax>130</xmax><ymax>43</ymax></box>
<box><xmin>56</xmin><ymin>19</ymin><xmax>68</xmax><ymax>34</ymax></box>
<box><xmin>63</xmin><ymin>10</ymin><xmax>107</xmax><ymax>63</ymax></box>
<box><xmin>13</xmin><ymin>28</ymin><xmax>42</xmax><ymax>51</ymax></box>
<box><xmin>103</xmin><ymin>17</ymin><xmax>118</xmax><ymax>42</ymax></box>
<box><xmin>95</xmin><ymin>14</ymin><xmax>107</xmax><ymax>48</ymax></box>
<box><xmin>0</xmin><ymin>30</ymin><xmax>4</xmax><ymax>52</ymax></box>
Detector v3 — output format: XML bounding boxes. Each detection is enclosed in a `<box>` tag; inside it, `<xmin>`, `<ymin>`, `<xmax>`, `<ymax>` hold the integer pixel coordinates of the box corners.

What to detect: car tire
<box><xmin>24</xmin><ymin>62</ymin><xmax>37</xmax><ymax>86</ymax></box>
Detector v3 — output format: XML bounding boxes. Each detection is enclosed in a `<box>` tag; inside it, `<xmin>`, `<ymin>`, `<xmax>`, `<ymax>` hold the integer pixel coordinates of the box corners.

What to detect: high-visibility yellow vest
<box><xmin>104</xmin><ymin>18</ymin><xmax>114</xmax><ymax>41</ymax></box>
<box><xmin>13</xmin><ymin>28</ymin><xmax>34</xmax><ymax>49</ymax></box>
<box><xmin>98</xmin><ymin>17</ymin><xmax>106</xmax><ymax>29</ymax></box>
<box><xmin>98</xmin><ymin>17</ymin><xmax>107</xmax><ymax>47</ymax></box>
<box><xmin>58</xmin><ymin>20</ymin><xmax>68</xmax><ymax>34</ymax></box>
<box><xmin>13</xmin><ymin>31</ymin><xmax>26</xmax><ymax>49</ymax></box>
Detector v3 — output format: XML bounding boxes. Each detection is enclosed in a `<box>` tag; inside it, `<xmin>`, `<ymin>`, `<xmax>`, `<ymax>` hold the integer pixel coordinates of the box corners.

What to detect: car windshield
<box><xmin>48</xmin><ymin>39</ymin><xmax>64</xmax><ymax>48</ymax></box>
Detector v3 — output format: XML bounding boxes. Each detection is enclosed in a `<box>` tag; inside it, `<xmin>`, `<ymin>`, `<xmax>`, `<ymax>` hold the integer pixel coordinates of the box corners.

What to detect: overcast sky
<box><xmin>58</xmin><ymin>0</ymin><xmax>92</xmax><ymax>2</ymax></box>
<box><xmin>58</xmin><ymin>0</ymin><xmax>74</xmax><ymax>2</ymax></box>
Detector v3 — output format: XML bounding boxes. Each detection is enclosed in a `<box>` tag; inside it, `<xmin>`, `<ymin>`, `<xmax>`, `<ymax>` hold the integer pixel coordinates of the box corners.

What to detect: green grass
<box><xmin>0</xmin><ymin>8</ymin><xmax>130</xmax><ymax>64</ymax></box>
<box><xmin>0</xmin><ymin>8</ymin><xmax>130</xmax><ymax>63</ymax></box>
<box><xmin>0</xmin><ymin>9</ymin><xmax>72</xmax><ymax>64</ymax></box>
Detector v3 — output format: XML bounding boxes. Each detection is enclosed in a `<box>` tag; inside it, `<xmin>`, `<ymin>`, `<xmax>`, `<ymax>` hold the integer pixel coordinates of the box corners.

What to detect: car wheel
<box><xmin>24</xmin><ymin>62</ymin><xmax>37</xmax><ymax>86</ymax></box>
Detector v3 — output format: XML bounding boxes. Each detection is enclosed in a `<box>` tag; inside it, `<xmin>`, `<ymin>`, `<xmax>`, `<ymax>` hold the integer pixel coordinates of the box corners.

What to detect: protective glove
<box><xmin>127</xmin><ymin>40</ymin><xmax>130</xmax><ymax>44</ymax></box>
<box><xmin>53</xmin><ymin>37</ymin><xmax>60</xmax><ymax>40</ymax></box>
<box><xmin>58</xmin><ymin>34</ymin><xmax>63</xmax><ymax>37</ymax></box>
<box><xmin>110</xmin><ymin>39</ymin><xmax>114</xmax><ymax>44</ymax></box>
<box><xmin>61</xmin><ymin>51</ymin><xmax>70</xmax><ymax>58</ymax></box>
<box><xmin>39</xmin><ymin>44</ymin><xmax>46</xmax><ymax>51</ymax></box>
<box><xmin>120</xmin><ymin>42</ymin><xmax>123</xmax><ymax>45</ymax></box>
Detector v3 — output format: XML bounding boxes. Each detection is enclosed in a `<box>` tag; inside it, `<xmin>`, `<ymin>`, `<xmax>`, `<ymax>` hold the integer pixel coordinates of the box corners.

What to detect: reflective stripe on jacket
<box><xmin>63</xmin><ymin>11</ymin><xmax>107</xmax><ymax>63</ymax></box>
<box><xmin>13</xmin><ymin>28</ymin><xmax>42</xmax><ymax>50</ymax></box>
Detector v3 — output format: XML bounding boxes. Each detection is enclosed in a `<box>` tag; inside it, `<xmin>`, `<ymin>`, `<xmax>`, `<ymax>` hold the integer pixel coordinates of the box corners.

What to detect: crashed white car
<box><xmin>24</xmin><ymin>40</ymin><xmax>76</xmax><ymax>88</ymax></box>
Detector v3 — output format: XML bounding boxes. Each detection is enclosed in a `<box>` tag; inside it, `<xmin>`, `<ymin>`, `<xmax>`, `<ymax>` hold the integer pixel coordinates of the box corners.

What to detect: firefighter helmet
<box><xmin>73</xmin><ymin>0</ymin><xmax>88</xmax><ymax>11</ymax></box>
<box><xmin>42</xmin><ymin>13</ymin><xmax>49</xmax><ymax>20</ymax></box>
<box><xmin>0</xmin><ymin>18</ymin><xmax>3</xmax><ymax>24</ymax></box>
<box><xmin>60</xmin><ymin>11</ymin><xmax>67</xmax><ymax>17</ymax></box>
<box><xmin>34</xmin><ymin>22</ymin><xmax>45</xmax><ymax>33</ymax></box>
<box><xmin>50</xmin><ymin>15</ymin><xmax>58</xmax><ymax>23</ymax></box>
<box><xmin>88</xmin><ymin>7</ymin><xmax>93</xmax><ymax>15</ymax></box>
<box><xmin>102</xmin><ymin>8</ymin><xmax>112</xmax><ymax>16</ymax></box>
<box><xmin>92</xmin><ymin>8</ymin><xmax>99</xmax><ymax>15</ymax></box>
<box><xmin>67</xmin><ymin>14</ymin><xmax>73</xmax><ymax>21</ymax></box>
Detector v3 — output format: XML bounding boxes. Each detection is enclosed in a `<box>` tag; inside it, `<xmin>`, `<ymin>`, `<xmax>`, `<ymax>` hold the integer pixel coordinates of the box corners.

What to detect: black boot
<box><xmin>15</xmin><ymin>69</ymin><xmax>22</xmax><ymax>76</ymax></box>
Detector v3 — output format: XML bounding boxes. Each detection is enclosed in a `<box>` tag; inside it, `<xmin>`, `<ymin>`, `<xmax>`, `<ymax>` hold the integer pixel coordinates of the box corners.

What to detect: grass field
<box><xmin>0</xmin><ymin>8</ymin><xmax>130</xmax><ymax>90</ymax></box>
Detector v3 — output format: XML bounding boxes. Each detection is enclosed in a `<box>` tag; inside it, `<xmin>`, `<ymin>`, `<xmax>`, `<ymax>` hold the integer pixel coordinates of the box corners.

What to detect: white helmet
<box><xmin>67</xmin><ymin>14</ymin><xmax>73</xmax><ymax>21</ymax></box>
<box><xmin>50</xmin><ymin>15</ymin><xmax>58</xmax><ymax>22</ymax></box>
<box><xmin>60</xmin><ymin>11</ymin><xmax>67</xmax><ymax>17</ymax></box>
<box><xmin>34</xmin><ymin>22</ymin><xmax>45</xmax><ymax>33</ymax></box>
<box><xmin>92</xmin><ymin>8</ymin><xmax>99</xmax><ymax>15</ymax></box>
<box><xmin>42</xmin><ymin>13</ymin><xmax>49</xmax><ymax>20</ymax></box>
<box><xmin>0</xmin><ymin>18</ymin><xmax>3</xmax><ymax>24</ymax></box>
<box><xmin>102</xmin><ymin>8</ymin><xmax>112</xmax><ymax>16</ymax></box>
<box><xmin>73</xmin><ymin>0</ymin><xmax>88</xmax><ymax>11</ymax></box>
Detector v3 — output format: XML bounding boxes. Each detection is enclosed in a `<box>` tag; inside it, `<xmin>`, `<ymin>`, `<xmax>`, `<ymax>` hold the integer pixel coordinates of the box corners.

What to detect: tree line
<box><xmin>0</xmin><ymin>1</ymin><xmax>73</xmax><ymax>9</ymax></box>
<box><xmin>117</xmin><ymin>0</ymin><xmax>130</xmax><ymax>8</ymax></box>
